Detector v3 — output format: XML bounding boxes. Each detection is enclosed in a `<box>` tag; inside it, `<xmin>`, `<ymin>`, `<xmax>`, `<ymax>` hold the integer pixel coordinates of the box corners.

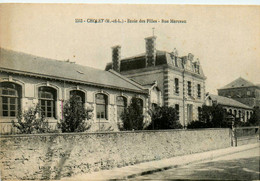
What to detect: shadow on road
<box><xmin>167</xmin><ymin>156</ymin><xmax>260</xmax><ymax>180</ymax></box>
<box><xmin>133</xmin><ymin>156</ymin><xmax>260</xmax><ymax>180</ymax></box>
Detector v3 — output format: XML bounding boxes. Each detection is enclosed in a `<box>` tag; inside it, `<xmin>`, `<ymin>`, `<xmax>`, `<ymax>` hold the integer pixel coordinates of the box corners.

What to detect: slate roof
<box><xmin>219</xmin><ymin>77</ymin><xmax>256</xmax><ymax>90</ymax></box>
<box><xmin>0</xmin><ymin>48</ymin><xmax>145</xmax><ymax>93</ymax></box>
<box><xmin>209</xmin><ymin>94</ymin><xmax>252</xmax><ymax>109</ymax></box>
<box><xmin>105</xmin><ymin>50</ymin><xmax>205</xmax><ymax>77</ymax></box>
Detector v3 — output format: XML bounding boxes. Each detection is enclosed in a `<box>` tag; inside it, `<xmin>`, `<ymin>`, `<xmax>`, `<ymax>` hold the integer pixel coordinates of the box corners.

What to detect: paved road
<box><xmin>132</xmin><ymin>147</ymin><xmax>260</xmax><ymax>180</ymax></box>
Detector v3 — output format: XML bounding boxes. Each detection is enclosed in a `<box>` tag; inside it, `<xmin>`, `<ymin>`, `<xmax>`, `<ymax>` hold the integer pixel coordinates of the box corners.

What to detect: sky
<box><xmin>0</xmin><ymin>4</ymin><xmax>259</xmax><ymax>94</ymax></box>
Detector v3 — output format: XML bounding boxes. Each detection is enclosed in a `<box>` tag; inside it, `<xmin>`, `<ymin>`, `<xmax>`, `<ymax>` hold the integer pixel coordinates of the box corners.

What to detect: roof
<box><xmin>209</xmin><ymin>94</ymin><xmax>252</xmax><ymax>109</ymax></box>
<box><xmin>105</xmin><ymin>50</ymin><xmax>205</xmax><ymax>78</ymax></box>
<box><xmin>219</xmin><ymin>77</ymin><xmax>256</xmax><ymax>90</ymax></box>
<box><xmin>0</xmin><ymin>48</ymin><xmax>145</xmax><ymax>93</ymax></box>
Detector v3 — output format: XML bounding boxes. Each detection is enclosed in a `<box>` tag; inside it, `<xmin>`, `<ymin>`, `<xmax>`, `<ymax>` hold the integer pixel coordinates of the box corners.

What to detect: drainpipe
<box><xmin>182</xmin><ymin>70</ymin><xmax>186</xmax><ymax>129</ymax></box>
<box><xmin>61</xmin><ymin>80</ymin><xmax>65</xmax><ymax>120</ymax></box>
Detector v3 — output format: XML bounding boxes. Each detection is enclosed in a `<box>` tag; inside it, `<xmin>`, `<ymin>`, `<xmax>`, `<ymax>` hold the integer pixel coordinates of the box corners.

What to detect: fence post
<box><xmin>231</xmin><ymin>120</ymin><xmax>237</xmax><ymax>147</ymax></box>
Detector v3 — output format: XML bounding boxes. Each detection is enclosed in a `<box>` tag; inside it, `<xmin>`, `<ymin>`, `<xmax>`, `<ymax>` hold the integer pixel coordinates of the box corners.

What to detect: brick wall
<box><xmin>0</xmin><ymin>129</ymin><xmax>231</xmax><ymax>180</ymax></box>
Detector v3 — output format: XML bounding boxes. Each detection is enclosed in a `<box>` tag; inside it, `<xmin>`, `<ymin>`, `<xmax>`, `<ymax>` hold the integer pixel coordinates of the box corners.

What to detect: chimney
<box><xmin>187</xmin><ymin>53</ymin><xmax>194</xmax><ymax>61</ymax></box>
<box><xmin>111</xmin><ymin>45</ymin><xmax>121</xmax><ymax>72</ymax></box>
<box><xmin>145</xmin><ymin>36</ymin><xmax>157</xmax><ymax>67</ymax></box>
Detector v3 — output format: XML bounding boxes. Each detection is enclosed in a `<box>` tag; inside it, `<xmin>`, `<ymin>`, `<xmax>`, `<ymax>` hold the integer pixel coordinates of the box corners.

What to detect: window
<box><xmin>197</xmin><ymin>84</ymin><xmax>201</xmax><ymax>98</ymax></box>
<box><xmin>117</xmin><ymin>96</ymin><xmax>127</xmax><ymax>120</ymax></box>
<box><xmin>188</xmin><ymin>81</ymin><xmax>192</xmax><ymax>96</ymax></box>
<box><xmin>70</xmin><ymin>90</ymin><xmax>85</xmax><ymax>104</ymax></box>
<box><xmin>0</xmin><ymin>82</ymin><xmax>21</xmax><ymax>117</ymax></box>
<box><xmin>198</xmin><ymin>107</ymin><xmax>202</xmax><ymax>121</ymax></box>
<box><xmin>174</xmin><ymin>78</ymin><xmax>179</xmax><ymax>94</ymax></box>
<box><xmin>96</xmin><ymin>93</ymin><xmax>108</xmax><ymax>119</ymax></box>
<box><xmin>175</xmin><ymin>104</ymin><xmax>179</xmax><ymax>120</ymax></box>
<box><xmin>39</xmin><ymin>87</ymin><xmax>56</xmax><ymax>118</ymax></box>
<box><xmin>234</xmin><ymin>110</ymin><xmax>237</xmax><ymax>117</ymax></box>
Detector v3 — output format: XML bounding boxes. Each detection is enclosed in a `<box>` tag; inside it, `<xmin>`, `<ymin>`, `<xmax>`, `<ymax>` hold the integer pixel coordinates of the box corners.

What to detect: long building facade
<box><xmin>1</xmin><ymin>36</ymin><xmax>255</xmax><ymax>134</ymax></box>
<box><xmin>106</xmin><ymin>36</ymin><xmax>206</xmax><ymax>127</ymax></box>
<box><xmin>0</xmin><ymin>48</ymin><xmax>150</xmax><ymax>134</ymax></box>
<box><xmin>205</xmin><ymin>94</ymin><xmax>253</xmax><ymax>122</ymax></box>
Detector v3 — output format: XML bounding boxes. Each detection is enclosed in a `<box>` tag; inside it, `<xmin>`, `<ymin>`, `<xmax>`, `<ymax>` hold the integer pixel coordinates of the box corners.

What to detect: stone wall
<box><xmin>0</xmin><ymin>129</ymin><xmax>231</xmax><ymax>180</ymax></box>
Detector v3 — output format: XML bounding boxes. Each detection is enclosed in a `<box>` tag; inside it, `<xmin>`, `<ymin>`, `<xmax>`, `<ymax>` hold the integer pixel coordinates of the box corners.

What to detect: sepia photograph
<box><xmin>0</xmin><ymin>3</ymin><xmax>259</xmax><ymax>180</ymax></box>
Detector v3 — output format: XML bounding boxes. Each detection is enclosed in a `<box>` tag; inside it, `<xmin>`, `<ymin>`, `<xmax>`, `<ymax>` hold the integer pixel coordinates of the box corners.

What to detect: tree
<box><xmin>188</xmin><ymin>104</ymin><xmax>229</xmax><ymax>129</ymax></box>
<box><xmin>201</xmin><ymin>104</ymin><xmax>229</xmax><ymax>128</ymax></box>
<box><xmin>12</xmin><ymin>104</ymin><xmax>51</xmax><ymax>134</ymax></box>
<box><xmin>247</xmin><ymin>106</ymin><xmax>260</xmax><ymax>126</ymax></box>
<box><xmin>120</xmin><ymin>97</ymin><xmax>144</xmax><ymax>131</ymax></box>
<box><xmin>58</xmin><ymin>95</ymin><xmax>92</xmax><ymax>132</ymax></box>
<box><xmin>147</xmin><ymin>106</ymin><xmax>183</xmax><ymax>130</ymax></box>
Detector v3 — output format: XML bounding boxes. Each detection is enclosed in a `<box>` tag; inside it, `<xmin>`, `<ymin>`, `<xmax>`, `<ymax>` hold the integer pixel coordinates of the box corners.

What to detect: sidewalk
<box><xmin>62</xmin><ymin>142</ymin><xmax>259</xmax><ymax>181</ymax></box>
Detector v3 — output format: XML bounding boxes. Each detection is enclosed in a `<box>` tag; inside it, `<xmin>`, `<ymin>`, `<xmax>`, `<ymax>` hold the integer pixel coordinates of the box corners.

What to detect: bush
<box><xmin>187</xmin><ymin>120</ymin><xmax>209</xmax><ymax>129</ymax></box>
<box><xmin>12</xmin><ymin>104</ymin><xmax>51</xmax><ymax>134</ymax></box>
<box><xmin>58</xmin><ymin>95</ymin><xmax>93</xmax><ymax>132</ymax></box>
<box><xmin>147</xmin><ymin>106</ymin><xmax>183</xmax><ymax>130</ymax></box>
<box><xmin>120</xmin><ymin>97</ymin><xmax>144</xmax><ymax>131</ymax></box>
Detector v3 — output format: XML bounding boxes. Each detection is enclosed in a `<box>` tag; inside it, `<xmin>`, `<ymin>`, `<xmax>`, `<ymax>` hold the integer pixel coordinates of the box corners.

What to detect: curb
<box><xmin>62</xmin><ymin>142</ymin><xmax>259</xmax><ymax>180</ymax></box>
<box><xmin>116</xmin><ymin>143</ymin><xmax>260</xmax><ymax>180</ymax></box>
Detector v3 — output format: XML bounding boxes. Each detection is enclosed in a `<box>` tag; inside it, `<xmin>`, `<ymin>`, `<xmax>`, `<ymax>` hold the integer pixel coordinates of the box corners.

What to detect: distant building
<box><xmin>218</xmin><ymin>77</ymin><xmax>260</xmax><ymax>108</ymax></box>
<box><xmin>106</xmin><ymin>36</ymin><xmax>206</xmax><ymax>127</ymax></box>
<box><xmin>205</xmin><ymin>94</ymin><xmax>253</xmax><ymax>122</ymax></box>
<box><xmin>0</xmin><ymin>48</ymin><xmax>150</xmax><ymax>134</ymax></box>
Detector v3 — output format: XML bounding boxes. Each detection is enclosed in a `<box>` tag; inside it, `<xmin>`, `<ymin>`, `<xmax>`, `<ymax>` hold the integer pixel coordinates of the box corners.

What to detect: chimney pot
<box><xmin>111</xmin><ymin>45</ymin><xmax>121</xmax><ymax>72</ymax></box>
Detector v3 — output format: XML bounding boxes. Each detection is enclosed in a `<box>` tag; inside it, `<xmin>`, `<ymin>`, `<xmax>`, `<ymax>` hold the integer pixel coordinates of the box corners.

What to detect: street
<box><xmin>131</xmin><ymin>147</ymin><xmax>260</xmax><ymax>180</ymax></box>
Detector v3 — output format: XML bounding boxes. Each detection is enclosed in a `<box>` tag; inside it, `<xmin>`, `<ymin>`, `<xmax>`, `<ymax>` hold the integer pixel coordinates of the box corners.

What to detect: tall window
<box><xmin>0</xmin><ymin>82</ymin><xmax>21</xmax><ymax>117</ymax></box>
<box><xmin>38</xmin><ymin>86</ymin><xmax>56</xmax><ymax>118</ymax></box>
<box><xmin>234</xmin><ymin>110</ymin><xmax>237</xmax><ymax>118</ymax></box>
<box><xmin>198</xmin><ymin>107</ymin><xmax>202</xmax><ymax>121</ymax></box>
<box><xmin>117</xmin><ymin>96</ymin><xmax>127</xmax><ymax>120</ymax></box>
<box><xmin>175</xmin><ymin>104</ymin><xmax>179</xmax><ymax>120</ymax></box>
<box><xmin>174</xmin><ymin>78</ymin><xmax>179</xmax><ymax>94</ymax></box>
<box><xmin>188</xmin><ymin>81</ymin><xmax>192</xmax><ymax>96</ymax></box>
<box><xmin>197</xmin><ymin>84</ymin><xmax>201</xmax><ymax>98</ymax></box>
<box><xmin>96</xmin><ymin>93</ymin><xmax>108</xmax><ymax>119</ymax></box>
<box><xmin>70</xmin><ymin>90</ymin><xmax>85</xmax><ymax>104</ymax></box>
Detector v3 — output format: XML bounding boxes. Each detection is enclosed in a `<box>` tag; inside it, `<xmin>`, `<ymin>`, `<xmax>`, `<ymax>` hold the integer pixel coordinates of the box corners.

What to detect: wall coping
<box><xmin>0</xmin><ymin>128</ymin><xmax>230</xmax><ymax>138</ymax></box>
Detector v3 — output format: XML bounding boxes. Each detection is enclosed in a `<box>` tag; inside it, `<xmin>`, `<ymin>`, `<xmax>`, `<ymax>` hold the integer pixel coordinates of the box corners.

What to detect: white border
<box><xmin>0</xmin><ymin>0</ymin><xmax>260</xmax><ymax>5</ymax></box>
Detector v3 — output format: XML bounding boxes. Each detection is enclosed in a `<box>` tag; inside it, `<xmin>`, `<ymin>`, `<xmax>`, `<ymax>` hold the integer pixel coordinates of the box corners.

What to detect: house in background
<box><xmin>106</xmin><ymin>36</ymin><xmax>206</xmax><ymax>127</ymax></box>
<box><xmin>218</xmin><ymin>77</ymin><xmax>260</xmax><ymax>108</ymax></box>
<box><xmin>205</xmin><ymin>94</ymin><xmax>253</xmax><ymax>122</ymax></box>
<box><xmin>0</xmin><ymin>48</ymin><xmax>150</xmax><ymax>134</ymax></box>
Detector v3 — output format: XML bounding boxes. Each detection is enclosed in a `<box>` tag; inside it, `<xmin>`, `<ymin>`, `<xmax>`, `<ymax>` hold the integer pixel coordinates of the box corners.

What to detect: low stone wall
<box><xmin>0</xmin><ymin>129</ymin><xmax>231</xmax><ymax>180</ymax></box>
